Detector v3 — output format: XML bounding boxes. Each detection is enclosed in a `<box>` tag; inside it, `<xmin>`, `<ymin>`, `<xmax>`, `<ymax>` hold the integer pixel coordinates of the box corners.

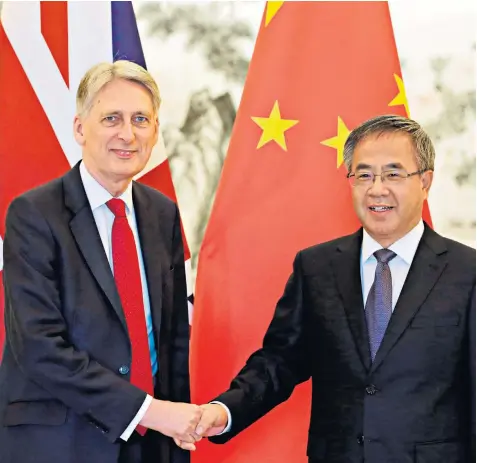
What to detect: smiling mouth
<box><xmin>369</xmin><ymin>206</ymin><xmax>394</xmax><ymax>212</ymax></box>
<box><xmin>111</xmin><ymin>149</ymin><xmax>136</xmax><ymax>157</ymax></box>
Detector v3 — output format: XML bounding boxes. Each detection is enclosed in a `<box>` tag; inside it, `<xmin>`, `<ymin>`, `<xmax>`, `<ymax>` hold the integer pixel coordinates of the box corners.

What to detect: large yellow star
<box><xmin>251</xmin><ymin>101</ymin><xmax>299</xmax><ymax>151</ymax></box>
<box><xmin>388</xmin><ymin>73</ymin><xmax>410</xmax><ymax>117</ymax></box>
<box><xmin>321</xmin><ymin>117</ymin><xmax>351</xmax><ymax>168</ymax></box>
<box><xmin>265</xmin><ymin>2</ymin><xmax>284</xmax><ymax>26</ymax></box>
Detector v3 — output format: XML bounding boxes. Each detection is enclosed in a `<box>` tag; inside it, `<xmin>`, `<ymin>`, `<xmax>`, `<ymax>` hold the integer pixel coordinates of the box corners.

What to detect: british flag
<box><xmin>0</xmin><ymin>1</ymin><xmax>193</xmax><ymax>356</ymax></box>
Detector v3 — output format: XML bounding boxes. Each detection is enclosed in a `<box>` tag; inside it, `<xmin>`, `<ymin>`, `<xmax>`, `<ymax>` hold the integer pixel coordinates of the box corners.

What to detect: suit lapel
<box><xmin>371</xmin><ymin>225</ymin><xmax>448</xmax><ymax>373</ymax></box>
<box><xmin>332</xmin><ymin>229</ymin><xmax>372</xmax><ymax>372</ymax></box>
<box><xmin>64</xmin><ymin>163</ymin><xmax>127</xmax><ymax>332</ymax></box>
<box><xmin>132</xmin><ymin>183</ymin><xmax>163</xmax><ymax>337</ymax></box>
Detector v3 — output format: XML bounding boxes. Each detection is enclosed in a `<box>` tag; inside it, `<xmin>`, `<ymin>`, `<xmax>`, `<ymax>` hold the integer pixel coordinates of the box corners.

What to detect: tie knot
<box><xmin>374</xmin><ymin>248</ymin><xmax>396</xmax><ymax>264</ymax></box>
<box><xmin>106</xmin><ymin>198</ymin><xmax>127</xmax><ymax>217</ymax></box>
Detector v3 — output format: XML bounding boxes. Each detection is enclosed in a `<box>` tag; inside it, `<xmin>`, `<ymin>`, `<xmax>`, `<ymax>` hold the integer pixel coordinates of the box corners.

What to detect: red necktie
<box><xmin>107</xmin><ymin>198</ymin><xmax>153</xmax><ymax>436</ymax></box>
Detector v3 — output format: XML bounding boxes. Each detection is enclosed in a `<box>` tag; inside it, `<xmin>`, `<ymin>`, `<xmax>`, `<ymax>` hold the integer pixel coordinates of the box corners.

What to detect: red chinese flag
<box><xmin>190</xmin><ymin>2</ymin><xmax>431</xmax><ymax>463</ymax></box>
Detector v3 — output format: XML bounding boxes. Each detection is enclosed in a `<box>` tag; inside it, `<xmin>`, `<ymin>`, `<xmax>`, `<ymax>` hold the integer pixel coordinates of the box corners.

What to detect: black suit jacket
<box><xmin>211</xmin><ymin>225</ymin><xmax>475</xmax><ymax>463</ymax></box>
<box><xmin>0</xmin><ymin>164</ymin><xmax>190</xmax><ymax>463</ymax></box>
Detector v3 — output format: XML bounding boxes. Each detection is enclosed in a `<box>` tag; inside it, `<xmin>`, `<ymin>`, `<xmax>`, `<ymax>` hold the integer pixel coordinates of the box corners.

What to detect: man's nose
<box><xmin>118</xmin><ymin>122</ymin><xmax>135</xmax><ymax>142</ymax></box>
<box><xmin>367</xmin><ymin>174</ymin><xmax>389</xmax><ymax>196</ymax></box>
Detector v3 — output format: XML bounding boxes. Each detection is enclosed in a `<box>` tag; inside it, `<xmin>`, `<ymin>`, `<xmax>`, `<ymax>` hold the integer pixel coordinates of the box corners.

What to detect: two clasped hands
<box><xmin>139</xmin><ymin>400</ymin><xmax>229</xmax><ymax>451</ymax></box>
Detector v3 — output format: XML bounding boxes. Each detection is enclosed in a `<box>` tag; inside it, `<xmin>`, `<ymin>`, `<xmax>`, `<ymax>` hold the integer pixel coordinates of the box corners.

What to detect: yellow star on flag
<box><xmin>321</xmin><ymin>116</ymin><xmax>351</xmax><ymax>168</ymax></box>
<box><xmin>265</xmin><ymin>2</ymin><xmax>284</xmax><ymax>26</ymax></box>
<box><xmin>251</xmin><ymin>101</ymin><xmax>299</xmax><ymax>151</ymax></box>
<box><xmin>388</xmin><ymin>73</ymin><xmax>410</xmax><ymax>117</ymax></box>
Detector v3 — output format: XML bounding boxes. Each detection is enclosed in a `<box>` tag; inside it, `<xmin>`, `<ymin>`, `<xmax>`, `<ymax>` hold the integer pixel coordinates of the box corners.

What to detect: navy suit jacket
<box><xmin>211</xmin><ymin>225</ymin><xmax>475</xmax><ymax>463</ymax></box>
<box><xmin>0</xmin><ymin>163</ymin><xmax>190</xmax><ymax>463</ymax></box>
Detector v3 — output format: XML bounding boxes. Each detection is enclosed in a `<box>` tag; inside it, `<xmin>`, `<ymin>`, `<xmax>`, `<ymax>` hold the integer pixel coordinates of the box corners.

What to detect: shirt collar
<box><xmin>79</xmin><ymin>161</ymin><xmax>134</xmax><ymax>213</ymax></box>
<box><xmin>361</xmin><ymin>220</ymin><xmax>424</xmax><ymax>265</ymax></box>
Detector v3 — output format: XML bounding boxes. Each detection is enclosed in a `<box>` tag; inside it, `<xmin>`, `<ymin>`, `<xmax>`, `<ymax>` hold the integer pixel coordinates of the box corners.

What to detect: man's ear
<box><xmin>73</xmin><ymin>115</ymin><xmax>85</xmax><ymax>146</ymax></box>
<box><xmin>421</xmin><ymin>170</ymin><xmax>434</xmax><ymax>199</ymax></box>
<box><xmin>153</xmin><ymin>116</ymin><xmax>159</xmax><ymax>145</ymax></box>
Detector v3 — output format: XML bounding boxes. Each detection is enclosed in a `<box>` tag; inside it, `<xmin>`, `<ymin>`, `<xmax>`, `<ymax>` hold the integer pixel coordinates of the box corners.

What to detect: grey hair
<box><xmin>343</xmin><ymin>114</ymin><xmax>435</xmax><ymax>172</ymax></box>
<box><xmin>76</xmin><ymin>60</ymin><xmax>161</xmax><ymax>117</ymax></box>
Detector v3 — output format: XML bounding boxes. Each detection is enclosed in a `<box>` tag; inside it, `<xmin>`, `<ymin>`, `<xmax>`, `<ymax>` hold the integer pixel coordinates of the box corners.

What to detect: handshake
<box><xmin>139</xmin><ymin>400</ymin><xmax>229</xmax><ymax>451</ymax></box>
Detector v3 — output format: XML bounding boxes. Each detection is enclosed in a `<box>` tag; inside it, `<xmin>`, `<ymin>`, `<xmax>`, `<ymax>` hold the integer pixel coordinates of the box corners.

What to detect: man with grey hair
<box><xmin>192</xmin><ymin>114</ymin><xmax>475</xmax><ymax>462</ymax></box>
<box><xmin>0</xmin><ymin>60</ymin><xmax>198</xmax><ymax>463</ymax></box>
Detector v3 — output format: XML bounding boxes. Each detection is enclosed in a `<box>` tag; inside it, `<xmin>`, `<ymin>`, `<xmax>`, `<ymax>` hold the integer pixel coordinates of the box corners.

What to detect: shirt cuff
<box><xmin>210</xmin><ymin>401</ymin><xmax>232</xmax><ymax>434</ymax></box>
<box><xmin>120</xmin><ymin>394</ymin><xmax>153</xmax><ymax>441</ymax></box>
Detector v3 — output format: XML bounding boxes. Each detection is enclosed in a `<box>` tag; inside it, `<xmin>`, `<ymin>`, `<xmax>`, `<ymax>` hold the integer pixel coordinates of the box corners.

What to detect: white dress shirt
<box><xmin>219</xmin><ymin>220</ymin><xmax>425</xmax><ymax>433</ymax></box>
<box><xmin>361</xmin><ymin>220</ymin><xmax>424</xmax><ymax>309</ymax></box>
<box><xmin>79</xmin><ymin>162</ymin><xmax>154</xmax><ymax>441</ymax></box>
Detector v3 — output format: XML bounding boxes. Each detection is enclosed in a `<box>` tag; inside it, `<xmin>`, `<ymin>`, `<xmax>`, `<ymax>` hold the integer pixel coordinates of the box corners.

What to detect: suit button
<box><xmin>119</xmin><ymin>365</ymin><xmax>130</xmax><ymax>375</ymax></box>
<box><xmin>357</xmin><ymin>435</ymin><xmax>364</xmax><ymax>445</ymax></box>
<box><xmin>365</xmin><ymin>384</ymin><xmax>378</xmax><ymax>395</ymax></box>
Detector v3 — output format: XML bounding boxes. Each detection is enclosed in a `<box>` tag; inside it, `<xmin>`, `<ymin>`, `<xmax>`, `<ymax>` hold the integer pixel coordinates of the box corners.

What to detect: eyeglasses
<box><xmin>347</xmin><ymin>169</ymin><xmax>428</xmax><ymax>187</ymax></box>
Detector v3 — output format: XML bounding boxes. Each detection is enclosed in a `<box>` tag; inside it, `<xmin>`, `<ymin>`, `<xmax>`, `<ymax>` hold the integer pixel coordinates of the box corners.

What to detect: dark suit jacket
<box><xmin>210</xmin><ymin>225</ymin><xmax>475</xmax><ymax>463</ymax></box>
<box><xmin>0</xmin><ymin>163</ymin><xmax>190</xmax><ymax>463</ymax></box>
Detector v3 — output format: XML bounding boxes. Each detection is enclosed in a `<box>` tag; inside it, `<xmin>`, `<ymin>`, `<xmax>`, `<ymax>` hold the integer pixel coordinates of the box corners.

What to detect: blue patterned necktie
<box><xmin>365</xmin><ymin>249</ymin><xmax>397</xmax><ymax>361</ymax></box>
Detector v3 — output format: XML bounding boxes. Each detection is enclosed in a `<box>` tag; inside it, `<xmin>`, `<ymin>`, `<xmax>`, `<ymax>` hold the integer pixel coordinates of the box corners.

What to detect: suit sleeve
<box><xmin>168</xmin><ymin>205</ymin><xmax>191</xmax><ymax>405</ymax></box>
<box><xmin>469</xmin><ymin>281</ymin><xmax>475</xmax><ymax>459</ymax></box>
<box><xmin>2</xmin><ymin>196</ymin><xmax>146</xmax><ymax>443</ymax></box>
<box><xmin>209</xmin><ymin>251</ymin><xmax>311</xmax><ymax>443</ymax></box>
<box><xmin>168</xmin><ymin>205</ymin><xmax>191</xmax><ymax>463</ymax></box>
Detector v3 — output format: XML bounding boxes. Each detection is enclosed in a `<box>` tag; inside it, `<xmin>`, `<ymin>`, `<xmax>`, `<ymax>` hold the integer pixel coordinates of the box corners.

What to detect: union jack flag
<box><xmin>0</xmin><ymin>1</ymin><xmax>193</xmax><ymax>357</ymax></box>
